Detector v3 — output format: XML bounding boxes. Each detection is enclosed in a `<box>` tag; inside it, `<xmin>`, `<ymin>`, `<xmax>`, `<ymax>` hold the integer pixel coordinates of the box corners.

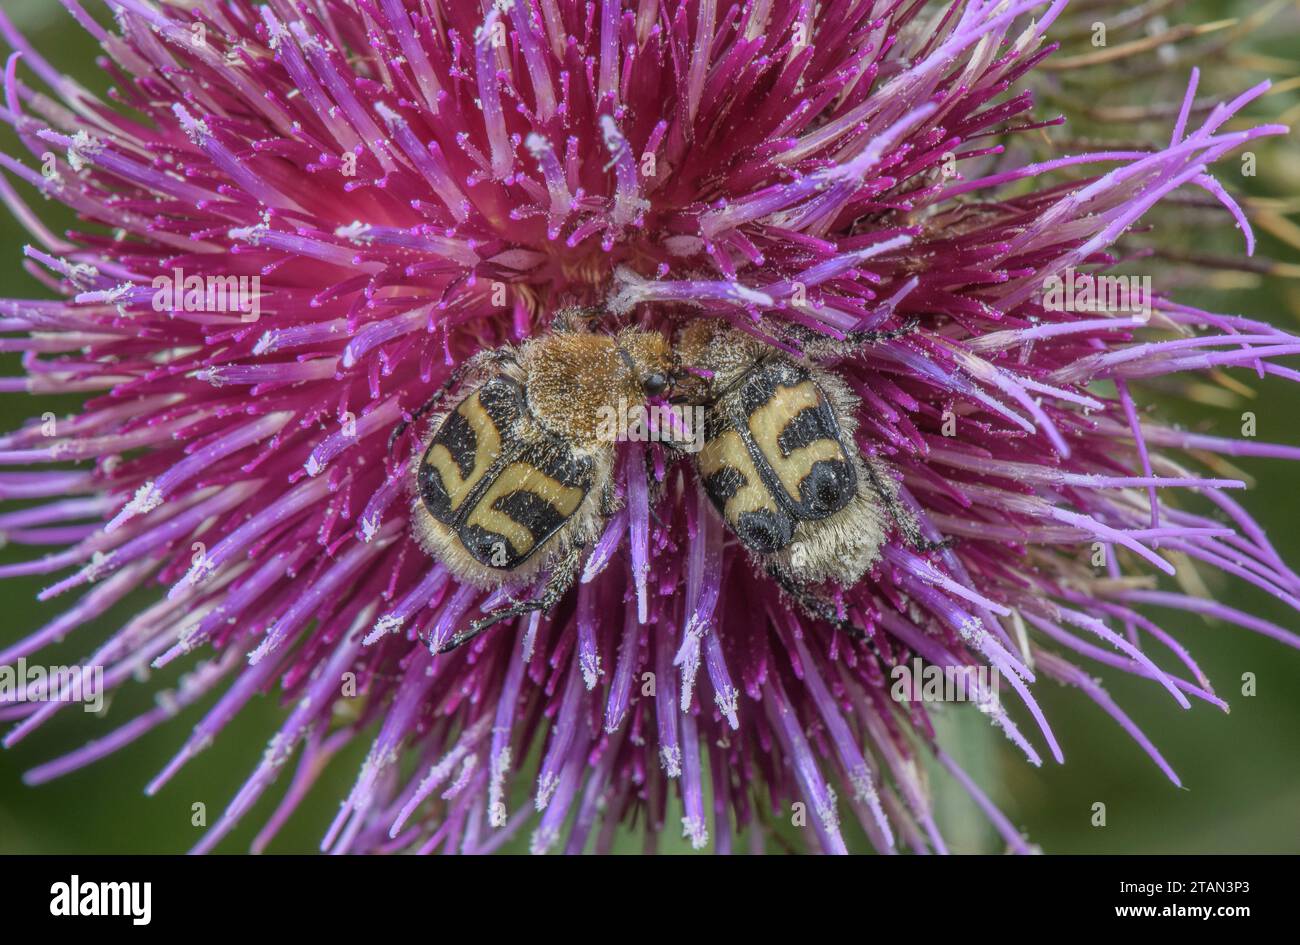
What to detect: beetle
<box><xmin>398</xmin><ymin>319</ymin><xmax>677</xmax><ymax>652</ymax></box>
<box><xmin>675</xmin><ymin>319</ymin><xmax>941</xmax><ymax>628</ymax></box>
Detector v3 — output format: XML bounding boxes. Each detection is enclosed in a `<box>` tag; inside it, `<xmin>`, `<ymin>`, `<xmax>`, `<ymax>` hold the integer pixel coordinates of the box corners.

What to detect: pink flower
<box><xmin>0</xmin><ymin>0</ymin><xmax>1293</xmax><ymax>853</ymax></box>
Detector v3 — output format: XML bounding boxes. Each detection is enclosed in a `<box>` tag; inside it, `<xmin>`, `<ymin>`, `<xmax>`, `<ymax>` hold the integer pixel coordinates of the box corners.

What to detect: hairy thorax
<box><xmin>676</xmin><ymin>319</ymin><xmax>769</xmax><ymax>397</ymax></box>
<box><xmin>520</xmin><ymin>331</ymin><xmax>669</xmax><ymax>447</ymax></box>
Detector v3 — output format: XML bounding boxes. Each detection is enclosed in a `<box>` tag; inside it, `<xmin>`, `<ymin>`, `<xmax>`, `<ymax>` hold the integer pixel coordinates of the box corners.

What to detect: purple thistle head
<box><xmin>0</xmin><ymin>0</ymin><xmax>1295</xmax><ymax>854</ymax></box>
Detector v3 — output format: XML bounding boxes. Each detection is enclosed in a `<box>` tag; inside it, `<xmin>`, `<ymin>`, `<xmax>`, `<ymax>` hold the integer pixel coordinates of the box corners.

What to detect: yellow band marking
<box><xmin>746</xmin><ymin>381</ymin><xmax>844</xmax><ymax>501</ymax></box>
<box><xmin>427</xmin><ymin>391</ymin><xmax>501</xmax><ymax>512</ymax></box>
<box><xmin>463</xmin><ymin>461</ymin><xmax>585</xmax><ymax>557</ymax></box>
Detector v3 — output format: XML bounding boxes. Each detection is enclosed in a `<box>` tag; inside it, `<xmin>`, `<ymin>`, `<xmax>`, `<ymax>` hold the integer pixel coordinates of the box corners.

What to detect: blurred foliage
<box><xmin>0</xmin><ymin>0</ymin><xmax>1296</xmax><ymax>854</ymax></box>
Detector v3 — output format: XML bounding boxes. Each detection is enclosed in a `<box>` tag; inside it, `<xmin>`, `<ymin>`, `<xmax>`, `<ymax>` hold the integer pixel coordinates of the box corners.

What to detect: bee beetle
<box><xmin>675</xmin><ymin>319</ymin><xmax>940</xmax><ymax>626</ymax></box>
<box><xmin>396</xmin><ymin>318</ymin><xmax>677</xmax><ymax>653</ymax></box>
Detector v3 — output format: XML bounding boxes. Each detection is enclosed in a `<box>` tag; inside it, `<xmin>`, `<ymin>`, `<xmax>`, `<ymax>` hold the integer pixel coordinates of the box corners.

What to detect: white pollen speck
<box><xmin>580</xmin><ymin>652</ymin><xmax>603</xmax><ymax>690</ymax></box>
<box><xmin>682</xmin><ymin>815</ymin><xmax>709</xmax><ymax>850</ymax></box>
<box><xmin>529</xmin><ymin>826</ymin><xmax>558</xmax><ymax>856</ymax></box>
<box><xmin>715</xmin><ymin>686</ymin><xmax>739</xmax><ymax>730</ymax></box>
<box><xmin>334</xmin><ymin>221</ymin><xmax>371</xmax><ymax>243</ymax></box>
<box><xmin>363</xmin><ymin>614</ymin><xmax>403</xmax><ymax>646</ymax></box>
<box><xmin>81</xmin><ymin>549</ymin><xmax>116</xmax><ymax>582</ymax></box>
<box><xmin>535</xmin><ymin>772</ymin><xmax>560</xmax><ymax>811</ymax></box>
<box><xmin>228</xmin><ymin>214</ymin><xmax>271</xmax><ymax>245</ymax></box>
<box><xmin>106</xmin><ymin>481</ymin><xmax>162</xmax><ymax>532</ymax></box>
<box><xmin>253</xmin><ymin>330</ymin><xmax>278</xmax><ymax>355</ymax></box>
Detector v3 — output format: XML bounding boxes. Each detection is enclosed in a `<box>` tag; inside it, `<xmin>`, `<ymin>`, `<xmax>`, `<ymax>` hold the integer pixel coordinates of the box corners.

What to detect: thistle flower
<box><xmin>0</xmin><ymin>0</ymin><xmax>1295</xmax><ymax>854</ymax></box>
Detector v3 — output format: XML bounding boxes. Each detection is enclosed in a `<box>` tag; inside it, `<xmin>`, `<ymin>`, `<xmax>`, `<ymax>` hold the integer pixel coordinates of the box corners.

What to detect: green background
<box><xmin>0</xmin><ymin>0</ymin><xmax>1296</xmax><ymax>854</ymax></box>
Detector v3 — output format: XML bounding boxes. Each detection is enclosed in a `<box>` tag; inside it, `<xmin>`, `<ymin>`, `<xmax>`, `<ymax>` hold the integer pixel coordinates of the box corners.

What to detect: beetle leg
<box><xmin>550</xmin><ymin>305</ymin><xmax>607</xmax><ymax>333</ymax></box>
<box><xmin>598</xmin><ymin>480</ymin><xmax>617</xmax><ymax>518</ymax></box>
<box><xmin>861</xmin><ymin>460</ymin><xmax>953</xmax><ymax>554</ymax></box>
<box><xmin>435</xmin><ymin>543</ymin><xmax>585</xmax><ymax>654</ymax></box>
<box><xmin>842</xmin><ymin>318</ymin><xmax>920</xmax><ymax>348</ymax></box>
<box><xmin>779</xmin><ymin>319</ymin><xmax>920</xmax><ymax>360</ymax></box>
<box><xmin>764</xmin><ymin>566</ymin><xmax>889</xmax><ymax>663</ymax></box>
<box><xmin>387</xmin><ymin>347</ymin><xmax>515</xmax><ymax>457</ymax></box>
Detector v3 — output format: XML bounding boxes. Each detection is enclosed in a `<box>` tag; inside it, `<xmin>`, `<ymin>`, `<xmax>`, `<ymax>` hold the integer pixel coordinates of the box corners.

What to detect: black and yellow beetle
<box><xmin>397</xmin><ymin>321</ymin><xmax>677</xmax><ymax>652</ymax></box>
<box><xmin>675</xmin><ymin>319</ymin><xmax>937</xmax><ymax>606</ymax></box>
